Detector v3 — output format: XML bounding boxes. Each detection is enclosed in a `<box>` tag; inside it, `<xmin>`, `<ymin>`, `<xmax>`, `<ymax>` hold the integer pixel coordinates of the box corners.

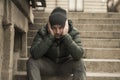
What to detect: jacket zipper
<box><xmin>56</xmin><ymin>41</ymin><xmax>60</xmax><ymax>63</ymax></box>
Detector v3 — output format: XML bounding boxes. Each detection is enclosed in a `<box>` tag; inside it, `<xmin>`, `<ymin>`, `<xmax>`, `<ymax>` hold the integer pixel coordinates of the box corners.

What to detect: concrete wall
<box><xmin>0</xmin><ymin>0</ymin><xmax>4</xmax><ymax>79</ymax></box>
<box><xmin>0</xmin><ymin>0</ymin><xmax>30</xmax><ymax>80</ymax></box>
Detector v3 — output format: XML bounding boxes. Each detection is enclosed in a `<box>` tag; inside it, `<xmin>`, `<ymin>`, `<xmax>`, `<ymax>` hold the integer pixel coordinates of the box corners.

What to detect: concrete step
<box><xmin>29</xmin><ymin>24</ymin><xmax>120</xmax><ymax>31</ymax></box>
<box><xmin>87</xmin><ymin>72</ymin><xmax>120</xmax><ymax>80</ymax></box>
<box><xmin>82</xmin><ymin>39</ymin><xmax>120</xmax><ymax>48</ymax></box>
<box><xmin>75</xmin><ymin>24</ymin><xmax>120</xmax><ymax>31</ymax></box>
<box><xmin>17</xmin><ymin>58</ymin><xmax>28</xmax><ymax>72</ymax></box>
<box><xmin>28</xmin><ymin>30</ymin><xmax>120</xmax><ymax>39</ymax></box>
<box><xmin>80</xmin><ymin>31</ymin><xmax>120</xmax><ymax>39</ymax></box>
<box><xmin>17</xmin><ymin>58</ymin><xmax>120</xmax><ymax>73</ymax></box>
<box><xmin>84</xmin><ymin>2</ymin><xmax>106</xmax><ymax>6</ymax></box>
<box><xmin>72</xmin><ymin>19</ymin><xmax>120</xmax><ymax>24</ymax></box>
<box><xmin>33</xmin><ymin>12</ymin><xmax>120</xmax><ymax>19</ymax></box>
<box><xmin>14</xmin><ymin>72</ymin><xmax>26</xmax><ymax>80</ymax></box>
<box><xmin>84</xmin><ymin>5</ymin><xmax>106</xmax><ymax>9</ymax></box>
<box><xmin>84</xmin><ymin>9</ymin><xmax>107</xmax><ymax>13</ymax></box>
<box><xmin>14</xmin><ymin>72</ymin><xmax>120</xmax><ymax>80</ymax></box>
<box><xmin>84</xmin><ymin>48</ymin><xmax>120</xmax><ymax>59</ymax></box>
<box><xmin>34</xmin><ymin>18</ymin><xmax>120</xmax><ymax>24</ymax></box>
<box><xmin>84</xmin><ymin>59</ymin><xmax>120</xmax><ymax>73</ymax></box>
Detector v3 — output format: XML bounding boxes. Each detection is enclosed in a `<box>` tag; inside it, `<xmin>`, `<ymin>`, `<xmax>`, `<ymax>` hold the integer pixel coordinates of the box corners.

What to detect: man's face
<box><xmin>51</xmin><ymin>25</ymin><xmax>64</xmax><ymax>39</ymax></box>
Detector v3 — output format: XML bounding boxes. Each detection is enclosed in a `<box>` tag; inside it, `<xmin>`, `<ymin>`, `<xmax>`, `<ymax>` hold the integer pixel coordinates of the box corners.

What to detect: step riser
<box><xmin>29</xmin><ymin>24</ymin><xmax>120</xmax><ymax>31</ymax></box>
<box><xmin>85</xmin><ymin>61</ymin><xmax>120</xmax><ymax>73</ymax></box>
<box><xmin>33</xmin><ymin>13</ymin><xmax>120</xmax><ymax>19</ymax></box>
<box><xmin>73</xmin><ymin>19</ymin><xmax>120</xmax><ymax>24</ymax></box>
<box><xmin>84</xmin><ymin>49</ymin><xmax>120</xmax><ymax>59</ymax></box>
<box><xmin>28</xmin><ymin>31</ymin><xmax>120</xmax><ymax>39</ymax></box>
<box><xmin>82</xmin><ymin>39</ymin><xmax>120</xmax><ymax>48</ymax></box>
<box><xmin>27</xmin><ymin>38</ymin><xmax>120</xmax><ymax>48</ymax></box>
<box><xmin>76</xmin><ymin>25</ymin><xmax>120</xmax><ymax>31</ymax></box>
<box><xmin>80</xmin><ymin>32</ymin><xmax>120</xmax><ymax>39</ymax></box>
<box><xmin>34</xmin><ymin>18</ymin><xmax>120</xmax><ymax>24</ymax></box>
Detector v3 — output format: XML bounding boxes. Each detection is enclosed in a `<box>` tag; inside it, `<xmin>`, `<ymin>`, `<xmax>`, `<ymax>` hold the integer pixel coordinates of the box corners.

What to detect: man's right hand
<box><xmin>48</xmin><ymin>22</ymin><xmax>54</xmax><ymax>36</ymax></box>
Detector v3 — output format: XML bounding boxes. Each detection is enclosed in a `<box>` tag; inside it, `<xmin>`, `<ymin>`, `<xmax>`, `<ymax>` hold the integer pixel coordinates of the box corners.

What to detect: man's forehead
<box><xmin>52</xmin><ymin>25</ymin><xmax>62</xmax><ymax>28</ymax></box>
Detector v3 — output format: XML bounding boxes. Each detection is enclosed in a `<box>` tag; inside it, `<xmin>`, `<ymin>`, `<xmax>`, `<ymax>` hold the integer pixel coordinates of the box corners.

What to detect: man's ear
<box><xmin>68</xmin><ymin>19</ymin><xmax>73</xmax><ymax>32</ymax></box>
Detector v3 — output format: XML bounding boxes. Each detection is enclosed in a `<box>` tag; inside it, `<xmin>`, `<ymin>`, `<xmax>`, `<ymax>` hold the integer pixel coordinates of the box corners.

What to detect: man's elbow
<box><xmin>30</xmin><ymin>48</ymin><xmax>40</xmax><ymax>60</ymax></box>
<box><xmin>74</xmin><ymin>51</ymin><xmax>84</xmax><ymax>60</ymax></box>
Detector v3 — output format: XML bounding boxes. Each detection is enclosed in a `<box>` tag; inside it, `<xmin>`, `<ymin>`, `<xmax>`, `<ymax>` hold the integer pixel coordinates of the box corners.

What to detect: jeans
<box><xmin>27</xmin><ymin>57</ymin><xmax>86</xmax><ymax>80</ymax></box>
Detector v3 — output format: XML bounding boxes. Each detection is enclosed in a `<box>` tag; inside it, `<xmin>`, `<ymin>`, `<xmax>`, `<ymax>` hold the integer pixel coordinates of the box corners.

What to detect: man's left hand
<box><xmin>62</xmin><ymin>20</ymin><xmax>69</xmax><ymax>35</ymax></box>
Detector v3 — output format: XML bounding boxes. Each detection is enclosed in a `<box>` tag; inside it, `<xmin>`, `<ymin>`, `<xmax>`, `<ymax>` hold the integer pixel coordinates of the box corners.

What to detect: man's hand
<box><xmin>48</xmin><ymin>22</ymin><xmax>54</xmax><ymax>36</ymax></box>
<box><xmin>62</xmin><ymin>20</ymin><xmax>69</xmax><ymax>35</ymax></box>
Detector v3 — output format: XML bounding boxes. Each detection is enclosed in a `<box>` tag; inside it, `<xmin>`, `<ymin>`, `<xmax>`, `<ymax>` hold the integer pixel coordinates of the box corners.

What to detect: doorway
<box><xmin>69</xmin><ymin>0</ymin><xmax>84</xmax><ymax>11</ymax></box>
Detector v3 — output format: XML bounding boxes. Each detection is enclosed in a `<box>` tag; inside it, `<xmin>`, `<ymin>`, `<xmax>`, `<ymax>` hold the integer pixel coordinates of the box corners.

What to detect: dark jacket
<box><xmin>30</xmin><ymin>20</ymin><xmax>84</xmax><ymax>63</ymax></box>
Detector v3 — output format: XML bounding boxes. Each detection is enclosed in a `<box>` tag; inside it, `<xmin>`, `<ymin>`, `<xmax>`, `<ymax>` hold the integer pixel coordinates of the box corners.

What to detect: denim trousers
<box><xmin>27</xmin><ymin>57</ymin><xmax>86</xmax><ymax>80</ymax></box>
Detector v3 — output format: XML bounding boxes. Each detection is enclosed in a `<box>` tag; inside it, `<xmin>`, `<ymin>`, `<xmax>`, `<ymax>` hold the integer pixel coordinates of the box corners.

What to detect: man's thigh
<box><xmin>58</xmin><ymin>59</ymin><xmax>86</xmax><ymax>75</ymax></box>
<box><xmin>28</xmin><ymin>57</ymin><xmax>57</xmax><ymax>76</ymax></box>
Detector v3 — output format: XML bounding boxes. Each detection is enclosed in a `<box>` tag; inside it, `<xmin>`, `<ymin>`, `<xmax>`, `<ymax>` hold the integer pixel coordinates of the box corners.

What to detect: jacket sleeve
<box><xmin>62</xmin><ymin>31</ymin><xmax>84</xmax><ymax>60</ymax></box>
<box><xmin>30</xmin><ymin>31</ymin><xmax>54</xmax><ymax>59</ymax></box>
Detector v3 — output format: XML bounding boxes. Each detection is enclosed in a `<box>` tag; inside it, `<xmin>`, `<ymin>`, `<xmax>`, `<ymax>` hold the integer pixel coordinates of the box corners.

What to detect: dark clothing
<box><xmin>30</xmin><ymin>20</ymin><xmax>84</xmax><ymax>63</ymax></box>
<box><xmin>27</xmin><ymin>57</ymin><xmax>86</xmax><ymax>80</ymax></box>
<box><xmin>27</xmin><ymin>20</ymin><xmax>86</xmax><ymax>80</ymax></box>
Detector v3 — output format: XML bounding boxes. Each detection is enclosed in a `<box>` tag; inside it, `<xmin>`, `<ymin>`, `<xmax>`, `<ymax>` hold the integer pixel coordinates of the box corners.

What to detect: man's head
<box><xmin>49</xmin><ymin>7</ymin><xmax>67</xmax><ymax>39</ymax></box>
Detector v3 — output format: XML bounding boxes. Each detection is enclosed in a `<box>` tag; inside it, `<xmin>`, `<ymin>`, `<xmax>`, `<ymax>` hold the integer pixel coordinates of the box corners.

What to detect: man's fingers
<box><xmin>48</xmin><ymin>21</ymin><xmax>54</xmax><ymax>36</ymax></box>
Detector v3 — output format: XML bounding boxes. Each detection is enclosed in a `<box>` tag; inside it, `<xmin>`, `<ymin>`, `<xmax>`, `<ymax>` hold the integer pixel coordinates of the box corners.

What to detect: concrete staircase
<box><xmin>15</xmin><ymin>11</ymin><xmax>120</xmax><ymax>80</ymax></box>
<box><xmin>84</xmin><ymin>0</ymin><xmax>107</xmax><ymax>12</ymax></box>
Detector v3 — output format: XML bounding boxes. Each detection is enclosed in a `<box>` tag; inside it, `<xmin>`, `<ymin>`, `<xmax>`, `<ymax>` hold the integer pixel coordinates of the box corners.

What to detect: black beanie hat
<box><xmin>49</xmin><ymin>7</ymin><xmax>67</xmax><ymax>27</ymax></box>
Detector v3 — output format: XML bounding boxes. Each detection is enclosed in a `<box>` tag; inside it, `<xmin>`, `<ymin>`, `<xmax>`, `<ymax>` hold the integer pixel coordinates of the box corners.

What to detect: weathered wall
<box><xmin>11</xmin><ymin>1</ymin><xmax>28</xmax><ymax>32</ymax></box>
<box><xmin>0</xmin><ymin>0</ymin><xmax>4</xmax><ymax>79</ymax></box>
<box><xmin>1</xmin><ymin>0</ymin><xmax>29</xmax><ymax>80</ymax></box>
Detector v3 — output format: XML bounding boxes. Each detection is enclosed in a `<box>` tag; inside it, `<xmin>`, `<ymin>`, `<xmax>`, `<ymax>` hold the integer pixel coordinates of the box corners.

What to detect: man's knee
<box><xmin>72</xmin><ymin>59</ymin><xmax>86</xmax><ymax>70</ymax></box>
<box><xmin>27</xmin><ymin>58</ymin><xmax>41</xmax><ymax>69</ymax></box>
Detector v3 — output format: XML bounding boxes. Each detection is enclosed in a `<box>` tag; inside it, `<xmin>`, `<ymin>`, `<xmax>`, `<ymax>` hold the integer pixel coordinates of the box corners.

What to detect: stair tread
<box><xmin>87</xmin><ymin>72</ymin><xmax>120</xmax><ymax>77</ymax></box>
<box><xmin>84</xmin><ymin>47</ymin><xmax>120</xmax><ymax>50</ymax></box>
<box><xmin>83</xmin><ymin>59</ymin><xmax>120</xmax><ymax>62</ymax></box>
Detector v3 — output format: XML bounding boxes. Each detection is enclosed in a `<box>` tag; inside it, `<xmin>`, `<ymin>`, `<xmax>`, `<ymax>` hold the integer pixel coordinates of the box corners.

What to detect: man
<box><xmin>27</xmin><ymin>7</ymin><xmax>86</xmax><ymax>80</ymax></box>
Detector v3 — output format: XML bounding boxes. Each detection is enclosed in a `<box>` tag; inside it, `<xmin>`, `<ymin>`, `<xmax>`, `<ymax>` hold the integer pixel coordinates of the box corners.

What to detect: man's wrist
<box><xmin>48</xmin><ymin>34</ymin><xmax>55</xmax><ymax>41</ymax></box>
<box><xmin>62</xmin><ymin>34</ymin><xmax>73</xmax><ymax>46</ymax></box>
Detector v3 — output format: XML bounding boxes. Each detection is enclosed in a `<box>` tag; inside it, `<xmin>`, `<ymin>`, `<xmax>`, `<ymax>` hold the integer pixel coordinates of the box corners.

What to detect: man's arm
<box><xmin>30</xmin><ymin>28</ymin><xmax>54</xmax><ymax>59</ymax></box>
<box><xmin>62</xmin><ymin>20</ymin><xmax>84</xmax><ymax>60</ymax></box>
<box><xmin>63</xmin><ymin>31</ymin><xmax>84</xmax><ymax>60</ymax></box>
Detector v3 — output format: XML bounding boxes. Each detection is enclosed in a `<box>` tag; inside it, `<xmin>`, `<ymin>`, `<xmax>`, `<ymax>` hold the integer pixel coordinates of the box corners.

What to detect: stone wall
<box><xmin>0</xmin><ymin>0</ymin><xmax>4</xmax><ymax>79</ymax></box>
<box><xmin>0</xmin><ymin>19</ymin><xmax>4</xmax><ymax>80</ymax></box>
<box><xmin>0</xmin><ymin>0</ymin><xmax>31</xmax><ymax>80</ymax></box>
